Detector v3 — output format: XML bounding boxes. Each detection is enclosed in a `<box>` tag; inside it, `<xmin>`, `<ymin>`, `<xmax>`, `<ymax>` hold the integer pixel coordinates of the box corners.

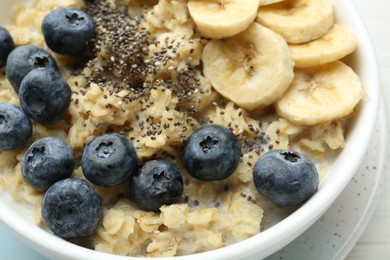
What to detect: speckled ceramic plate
<box><xmin>0</xmin><ymin>96</ymin><xmax>387</xmax><ymax>260</ymax></box>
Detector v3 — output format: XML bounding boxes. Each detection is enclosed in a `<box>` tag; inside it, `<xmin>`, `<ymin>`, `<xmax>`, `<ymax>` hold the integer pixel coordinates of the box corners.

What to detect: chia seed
<box><xmin>83</xmin><ymin>0</ymin><xmax>202</xmax><ymax>104</ymax></box>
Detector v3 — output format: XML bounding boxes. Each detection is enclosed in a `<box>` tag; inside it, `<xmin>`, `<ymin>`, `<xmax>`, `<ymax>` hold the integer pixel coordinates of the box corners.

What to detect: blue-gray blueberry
<box><xmin>19</xmin><ymin>67</ymin><xmax>71</xmax><ymax>125</ymax></box>
<box><xmin>42</xmin><ymin>8</ymin><xmax>95</xmax><ymax>56</ymax></box>
<box><xmin>21</xmin><ymin>137</ymin><xmax>75</xmax><ymax>192</ymax></box>
<box><xmin>129</xmin><ymin>160</ymin><xmax>183</xmax><ymax>212</ymax></box>
<box><xmin>82</xmin><ymin>133</ymin><xmax>138</xmax><ymax>187</ymax></box>
<box><xmin>183</xmin><ymin>124</ymin><xmax>241</xmax><ymax>181</ymax></box>
<box><xmin>6</xmin><ymin>45</ymin><xmax>58</xmax><ymax>93</ymax></box>
<box><xmin>0</xmin><ymin>27</ymin><xmax>14</xmax><ymax>68</ymax></box>
<box><xmin>0</xmin><ymin>103</ymin><xmax>32</xmax><ymax>151</ymax></box>
<box><xmin>253</xmin><ymin>150</ymin><xmax>319</xmax><ymax>207</ymax></box>
<box><xmin>42</xmin><ymin>178</ymin><xmax>103</xmax><ymax>240</ymax></box>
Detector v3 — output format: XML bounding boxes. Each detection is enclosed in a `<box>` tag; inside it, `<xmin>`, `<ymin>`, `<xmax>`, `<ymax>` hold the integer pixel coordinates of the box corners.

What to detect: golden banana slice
<box><xmin>257</xmin><ymin>0</ymin><xmax>334</xmax><ymax>44</ymax></box>
<box><xmin>202</xmin><ymin>22</ymin><xmax>294</xmax><ymax>110</ymax></box>
<box><xmin>290</xmin><ymin>24</ymin><xmax>357</xmax><ymax>68</ymax></box>
<box><xmin>187</xmin><ymin>0</ymin><xmax>260</xmax><ymax>39</ymax></box>
<box><xmin>276</xmin><ymin>61</ymin><xmax>364</xmax><ymax>125</ymax></box>
<box><xmin>261</xmin><ymin>0</ymin><xmax>285</xmax><ymax>6</ymax></box>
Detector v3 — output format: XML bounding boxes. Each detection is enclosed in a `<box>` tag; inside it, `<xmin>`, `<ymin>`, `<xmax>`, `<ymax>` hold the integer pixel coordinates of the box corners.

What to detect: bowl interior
<box><xmin>0</xmin><ymin>0</ymin><xmax>380</xmax><ymax>259</ymax></box>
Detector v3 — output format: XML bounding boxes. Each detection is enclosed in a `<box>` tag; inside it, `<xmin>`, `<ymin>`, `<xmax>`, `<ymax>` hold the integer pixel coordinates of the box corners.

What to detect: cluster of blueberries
<box><xmin>0</xmin><ymin>7</ymin><xmax>97</xmax><ymax>151</ymax></box>
<box><xmin>0</xmin><ymin>8</ymin><xmax>102</xmax><ymax>239</ymax></box>
<box><xmin>0</xmin><ymin>7</ymin><xmax>320</xmax><ymax>241</ymax></box>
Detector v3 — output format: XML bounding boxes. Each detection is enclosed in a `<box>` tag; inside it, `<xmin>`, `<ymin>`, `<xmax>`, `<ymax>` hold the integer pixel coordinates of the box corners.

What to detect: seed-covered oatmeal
<box><xmin>0</xmin><ymin>0</ymin><xmax>363</xmax><ymax>257</ymax></box>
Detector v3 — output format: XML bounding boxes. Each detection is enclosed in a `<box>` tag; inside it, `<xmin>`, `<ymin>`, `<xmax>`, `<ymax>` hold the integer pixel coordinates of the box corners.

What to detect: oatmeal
<box><xmin>0</xmin><ymin>0</ymin><xmax>362</xmax><ymax>257</ymax></box>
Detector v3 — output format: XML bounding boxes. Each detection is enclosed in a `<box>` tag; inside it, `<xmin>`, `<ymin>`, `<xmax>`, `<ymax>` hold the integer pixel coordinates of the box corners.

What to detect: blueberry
<box><xmin>183</xmin><ymin>124</ymin><xmax>241</xmax><ymax>181</ymax></box>
<box><xmin>82</xmin><ymin>133</ymin><xmax>138</xmax><ymax>187</ymax></box>
<box><xmin>129</xmin><ymin>160</ymin><xmax>183</xmax><ymax>212</ymax></box>
<box><xmin>21</xmin><ymin>137</ymin><xmax>75</xmax><ymax>192</ymax></box>
<box><xmin>19</xmin><ymin>67</ymin><xmax>71</xmax><ymax>125</ymax></box>
<box><xmin>0</xmin><ymin>103</ymin><xmax>32</xmax><ymax>151</ymax></box>
<box><xmin>6</xmin><ymin>45</ymin><xmax>58</xmax><ymax>93</ymax></box>
<box><xmin>42</xmin><ymin>8</ymin><xmax>95</xmax><ymax>56</ymax></box>
<box><xmin>0</xmin><ymin>27</ymin><xmax>14</xmax><ymax>68</ymax></box>
<box><xmin>253</xmin><ymin>150</ymin><xmax>319</xmax><ymax>207</ymax></box>
<box><xmin>42</xmin><ymin>178</ymin><xmax>102</xmax><ymax>240</ymax></box>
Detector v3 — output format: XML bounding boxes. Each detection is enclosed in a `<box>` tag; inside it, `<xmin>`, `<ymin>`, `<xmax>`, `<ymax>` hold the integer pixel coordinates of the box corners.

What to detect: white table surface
<box><xmin>0</xmin><ymin>1</ymin><xmax>388</xmax><ymax>260</ymax></box>
<box><xmin>347</xmin><ymin>0</ymin><xmax>390</xmax><ymax>259</ymax></box>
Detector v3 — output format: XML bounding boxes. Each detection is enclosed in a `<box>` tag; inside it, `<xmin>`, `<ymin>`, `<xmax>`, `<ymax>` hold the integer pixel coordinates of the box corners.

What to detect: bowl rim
<box><xmin>0</xmin><ymin>0</ymin><xmax>381</xmax><ymax>259</ymax></box>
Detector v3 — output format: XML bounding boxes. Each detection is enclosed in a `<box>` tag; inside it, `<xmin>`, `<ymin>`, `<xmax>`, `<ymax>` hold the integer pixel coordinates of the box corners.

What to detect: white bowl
<box><xmin>0</xmin><ymin>0</ymin><xmax>380</xmax><ymax>259</ymax></box>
